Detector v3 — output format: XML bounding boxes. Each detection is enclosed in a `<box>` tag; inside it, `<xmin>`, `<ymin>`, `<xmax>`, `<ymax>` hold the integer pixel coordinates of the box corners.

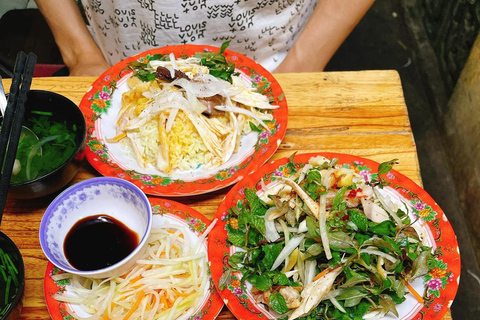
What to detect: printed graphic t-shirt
<box><xmin>80</xmin><ymin>0</ymin><xmax>318</xmax><ymax>72</ymax></box>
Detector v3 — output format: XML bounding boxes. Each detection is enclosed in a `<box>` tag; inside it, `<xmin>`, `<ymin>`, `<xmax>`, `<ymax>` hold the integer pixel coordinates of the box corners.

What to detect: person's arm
<box><xmin>35</xmin><ymin>0</ymin><xmax>111</xmax><ymax>76</ymax></box>
<box><xmin>275</xmin><ymin>0</ymin><xmax>375</xmax><ymax>73</ymax></box>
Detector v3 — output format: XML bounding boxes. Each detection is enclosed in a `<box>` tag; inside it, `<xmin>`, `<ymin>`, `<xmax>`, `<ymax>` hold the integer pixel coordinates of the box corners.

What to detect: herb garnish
<box><xmin>223</xmin><ymin>157</ymin><xmax>431</xmax><ymax>319</ymax></box>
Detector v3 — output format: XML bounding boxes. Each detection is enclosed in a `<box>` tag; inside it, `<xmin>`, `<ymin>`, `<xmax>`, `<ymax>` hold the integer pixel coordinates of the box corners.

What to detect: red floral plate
<box><xmin>208</xmin><ymin>153</ymin><xmax>460</xmax><ymax>320</ymax></box>
<box><xmin>79</xmin><ymin>44</ymin><xmax>287</xmax><ymax>196</ymax></box>
<box><xmin>44</xmin><ymin>197</ymin><xmax>223</xmax><ymax>320</ymax></box>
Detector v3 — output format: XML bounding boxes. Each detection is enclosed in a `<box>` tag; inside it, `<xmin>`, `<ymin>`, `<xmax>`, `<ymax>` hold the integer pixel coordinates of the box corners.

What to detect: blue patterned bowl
<box><xmin>39</xmin><ymin>177</ymin><xmax>152</xmax><ymax>279</ymax></box>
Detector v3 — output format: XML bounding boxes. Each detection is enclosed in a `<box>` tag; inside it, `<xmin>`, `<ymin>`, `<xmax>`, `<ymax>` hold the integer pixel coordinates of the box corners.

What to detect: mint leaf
<box><xmin>269</xmin><ymin>292</ymin><xmax>289</xmax><ymax>314</ymax></box>
<box><xmin>261</xmin><ymin>243</ymin><xmax>283</xmax><ymax>270</ymax></box>
<box><xmin>244</xmin><ymin>188</ymin><xmax>267</xmax><ymax>216</ymax></box>
<box><xmin>249</xmin><ymin>274</ymin><xmax>272</xmax><ymax>291</ymax></box>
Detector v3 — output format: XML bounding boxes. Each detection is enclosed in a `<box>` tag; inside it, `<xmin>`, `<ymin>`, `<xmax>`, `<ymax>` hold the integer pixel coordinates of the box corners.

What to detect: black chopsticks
<box><xmin>0</xmin><ymin>52</ymin><xmax>37</xmax><ymax>224</ymax></box>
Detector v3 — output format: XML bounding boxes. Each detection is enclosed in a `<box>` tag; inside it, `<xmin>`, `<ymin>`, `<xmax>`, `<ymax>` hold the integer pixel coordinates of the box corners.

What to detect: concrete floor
<box><xmin>325</xmin><ymin>1</ymin><xmax>480</xmax><ymax>318</ymax></box>
<box><xmin>1</xmin><ymin>1</ymin><xmax>479</xmax><ymax>318</ymax></box>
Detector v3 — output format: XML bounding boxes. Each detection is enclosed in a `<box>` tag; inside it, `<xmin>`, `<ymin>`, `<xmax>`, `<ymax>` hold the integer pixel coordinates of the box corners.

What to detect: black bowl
<box><xmin>8</xmin><ymin>90</ymin><xmax>86</xmax><ymax>199</ymax></box>
<box><xmin>0</xmin><ymin>231</ymin><xmax>24</xmax><ymax>320</ymax></box>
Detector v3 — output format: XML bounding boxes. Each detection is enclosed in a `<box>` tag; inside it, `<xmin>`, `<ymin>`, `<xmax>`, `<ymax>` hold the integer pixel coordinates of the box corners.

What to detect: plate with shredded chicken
<box><xmin>44</xmin><ymin>198</ymin><xmax>224</xmax><ymax>320</ymax></box>
<box><xmin>209</xmin><ymin>153</ymin><xmax>460</xmax><ymax>320</ymax></box>
<box><xmin>80</xmin><ymin>43</ymin><xmax>287</xmax><ymax>196</ymax></box>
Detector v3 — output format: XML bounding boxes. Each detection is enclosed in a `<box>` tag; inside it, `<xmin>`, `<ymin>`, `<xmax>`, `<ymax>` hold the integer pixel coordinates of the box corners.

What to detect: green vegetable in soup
<box><xmin>0</xmin><ymin>247</ymin><xmax>20</xmax><ymax>317</ymax></box>
<box><xmin>10</xmin><ymin>115</ymin><xmax>77</xmax><ymax>184</ymax></box>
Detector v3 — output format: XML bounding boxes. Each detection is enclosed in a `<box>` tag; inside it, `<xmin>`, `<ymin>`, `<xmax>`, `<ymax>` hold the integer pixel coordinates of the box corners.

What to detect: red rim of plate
<box><xmin>80</xmin><ymin>44</ymin><xmax>288</xmax><ymax>197</ymax></box>
<box><xmin>208</xmin><ymin>152</ymin><xmax>461</xmax><ymax>320</ymax></box>
<box><xmin>44</xmin><ymin>197</ymin><xmax>224</xmax><ymax>320</ymax></box>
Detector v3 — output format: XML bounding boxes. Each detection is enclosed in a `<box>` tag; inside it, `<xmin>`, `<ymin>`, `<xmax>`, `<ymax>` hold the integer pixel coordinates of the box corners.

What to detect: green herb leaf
<box><xmin>244</xmin><ymin>188</ymin><xmax>267</xmax><ymax>216</ymax></box>
<box><xmin>261</xmin><ymin>243</ymin><xmax>283</xmax><ymax>270</ymax></box>
<box><xmin>347</xmin><ymin>210</ymin><xmax>368</xmax><ymax>232</ymax></box>
<box><xmin>332</xmin><ymin>187</ymin><xmax>348</xmax><ymax>212</ymax></box>
<box><xmin>378</xmin><ymin>159</ymin><xmax>398</xmax><ymax>176</ymax></box>
<box><xmin>269</xmin><ymin>292</ymin><xmax>289</xmax><ymax>314</ymax></box>
<box><xmin>249</xmin><ymin>274</ymin><xmax>272</xmax><ymax>291</ymax></box>
<box><xmin>228</xmin><ymin>252</ymin><xmax>246</xmax><ymax>269</ymax></box>
<box><xmin>306</xmin><ymin>216</ymin><xmax>321</xmax><ymax>238</ymax></box>
<box><xmin>369</xmin><ymin>220</ymin><xmax>396</xmax><ymax>236</ymax></box>
<box><xmin>218</xmin><ymin>269</ymin><xmax>232</xmax><ymax>291</ymax></box>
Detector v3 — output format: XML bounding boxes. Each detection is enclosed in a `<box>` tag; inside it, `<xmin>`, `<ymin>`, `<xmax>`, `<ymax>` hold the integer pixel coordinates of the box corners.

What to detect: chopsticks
<box><xmin>0</xmin><ymin>52</ymin><xmax>37</xmax><ymax>224</ymax></box>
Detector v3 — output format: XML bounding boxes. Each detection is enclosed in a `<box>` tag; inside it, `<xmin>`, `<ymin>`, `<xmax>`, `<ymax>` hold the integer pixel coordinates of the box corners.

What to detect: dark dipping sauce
<box><xmin>64</xmin><ymin>215</ymin><xmax>139</xmax><ymax>271</ymax></box>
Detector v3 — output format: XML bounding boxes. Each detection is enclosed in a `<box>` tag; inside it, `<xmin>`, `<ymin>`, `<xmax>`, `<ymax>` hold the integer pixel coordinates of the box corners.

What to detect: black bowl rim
<box><xmin>0</xmin><ymin>231</ymin><xmax>25</xmax><ymax>319</ymax></box>
<box><xmin>9</xmin><ymin>90</ymin><xmax>87</xmax><ymax>188</ymax></box>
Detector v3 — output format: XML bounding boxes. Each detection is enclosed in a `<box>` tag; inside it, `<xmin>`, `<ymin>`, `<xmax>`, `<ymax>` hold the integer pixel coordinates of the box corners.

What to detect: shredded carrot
<box><xmin>101</xmin><ymin>314</ymin><xmax>111</xmax><ymax>320</ymax></box>
<box><xmin>172</xmin><ymin>288</ymin><xmax>190</xmax><ymax>297</ymax></box>
<box><xmin>160</xmin><ymin>292</ymin><xmax>167</xmax><ymax>308</ymax></box>
<box><xmin>313</xmin><ymin>264</ymin><xmax>343</xmax><ymax>282</ymax></box>
<box><xmin>129</xmin><ymin>275</ymin><xmax>142</xmax><ymax>284</ymax></box>
<box><xmin>403</xmin><ymin>280</ymin><xmax>425</xmax><ymax>304</ymax></box>
<box><xmin>123</xmin><ymin>290</ymin><xmax>145</xmax><ymax>320</ymax></box>
<box><xmin>146</xmin><ymin>294</ymin><xmax>155</xmax><ymax>311</ymax></box>
<box><xmin>166</xmin><ymin>230</ymin><xmax>184</xmax><ymax>238</ymax></box>
<box><xmin>106</xmin><ymin>132</ymin><xmax>127</xmax><ymax>143</ymax></box>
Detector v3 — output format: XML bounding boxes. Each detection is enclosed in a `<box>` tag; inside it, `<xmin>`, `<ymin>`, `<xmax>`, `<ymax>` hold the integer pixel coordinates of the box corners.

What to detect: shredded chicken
<box><xmin>109</xmin><ymin>56</ymin><xmax>278</xmax><ymax>173</ymax></box>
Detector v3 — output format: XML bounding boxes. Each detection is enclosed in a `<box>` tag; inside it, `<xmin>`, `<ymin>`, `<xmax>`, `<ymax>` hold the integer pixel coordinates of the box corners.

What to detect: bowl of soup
<box><xmin>0</xmin><ymin>231</ymin><xmax>24</xmax><ymax>320</ymax></box>
<box><xmin>7</xmin><ymin>90</ymin><xmax>86</xmax><ymax>199</ymax></box>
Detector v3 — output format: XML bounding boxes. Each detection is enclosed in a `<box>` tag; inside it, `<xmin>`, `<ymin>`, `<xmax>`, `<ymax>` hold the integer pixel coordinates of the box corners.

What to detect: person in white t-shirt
<box><xmin>35</xmin><ymin>0</ymin><xmax>375</xmax><ymax>76</ymax></box>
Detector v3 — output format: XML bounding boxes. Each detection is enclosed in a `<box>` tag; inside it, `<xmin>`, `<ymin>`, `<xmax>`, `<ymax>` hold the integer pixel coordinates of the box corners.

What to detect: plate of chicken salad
<box><xmin>209</xmin><ymin>153</ymin><xmax>460</xmax><ymax>320</ymax></box>
<box><xmin>80</xmin><ymin>42</ymin><xmax>287</xmax><ymax>196</ymax></box>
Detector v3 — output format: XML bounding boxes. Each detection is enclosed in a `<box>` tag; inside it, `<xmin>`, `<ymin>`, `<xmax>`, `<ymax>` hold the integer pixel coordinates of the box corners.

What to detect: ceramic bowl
<box><xmin>0</xmin><ymin>231</ymin><xmax>25</xmax><ymax>320</ymax></box>
<box><xmin>8</xmin><ymin>90</ymin><xmax>86</xmax><ymax>199</ymax></box>
<box><xmin>39</xmin><ymin>177</ymin><xmax>152</xmax><ymax>279</ymax></box>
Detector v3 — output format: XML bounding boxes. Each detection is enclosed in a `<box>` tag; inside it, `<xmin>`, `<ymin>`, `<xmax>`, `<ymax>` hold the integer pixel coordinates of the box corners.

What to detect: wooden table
<box><xmin>1</xmin><ymin>71</ymin><xmax>451</xmax><ymax>319</ymax></box>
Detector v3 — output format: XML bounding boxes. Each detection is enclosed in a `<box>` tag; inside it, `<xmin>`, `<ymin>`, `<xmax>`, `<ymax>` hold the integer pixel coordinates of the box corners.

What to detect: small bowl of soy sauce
<box><xmin>39</xmin><ymin>177</ymin><xmax>152</xmax><ymax>279</ymax></box>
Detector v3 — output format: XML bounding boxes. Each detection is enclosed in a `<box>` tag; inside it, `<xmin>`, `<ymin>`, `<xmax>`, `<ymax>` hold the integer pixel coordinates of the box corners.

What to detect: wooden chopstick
<box><xmin>0</xmin><ymin>52</ymin><xmax>37</xmax><ymax>223</ymax></box>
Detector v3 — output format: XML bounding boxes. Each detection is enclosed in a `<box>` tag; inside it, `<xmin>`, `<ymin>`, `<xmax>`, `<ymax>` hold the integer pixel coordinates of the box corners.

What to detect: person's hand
<box><xmin>68</xmin><ymin>55</ymin><xmax>111</xmax><ymax>77</ymax></box>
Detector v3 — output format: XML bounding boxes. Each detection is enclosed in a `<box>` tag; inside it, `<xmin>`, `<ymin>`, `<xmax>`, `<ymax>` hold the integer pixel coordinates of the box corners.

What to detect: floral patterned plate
<box><xmin>80</xmin><ymin>44</ymin><xmax>287</xmax><ymax>196</ymax></box>
<box><xmin>208</xmin><ymin>153</ymin><xmax>460</xmax><ymax>320</ymax></box>
<box><xmin>44</xmin><ymin>197</ymin><xmax>224</xmax><ymax>320</ymax></box>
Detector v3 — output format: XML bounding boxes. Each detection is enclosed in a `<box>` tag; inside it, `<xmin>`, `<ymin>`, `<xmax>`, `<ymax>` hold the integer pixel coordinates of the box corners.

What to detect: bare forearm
<box><xmin>275</xmin><ymin>0</ymin><xmax>375</xmax><ymax>73</ymax></box>
<box><xmin>35</xmin><ymin>0</ymin><xmax>109</xmax><ymax>75</ymax></box>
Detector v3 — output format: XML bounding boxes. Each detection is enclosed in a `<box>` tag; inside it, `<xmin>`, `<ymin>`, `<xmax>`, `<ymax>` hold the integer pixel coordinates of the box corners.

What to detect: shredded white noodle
<box><xmin>52</xmin><ymin>220</ymin><xmax>217</xmax><ymax>320</ymax></box>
